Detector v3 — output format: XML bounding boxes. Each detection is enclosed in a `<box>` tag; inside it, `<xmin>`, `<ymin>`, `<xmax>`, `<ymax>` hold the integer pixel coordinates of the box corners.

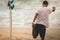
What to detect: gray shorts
<box><xmin>32</xmin><ymin>24</ymin><xmax>46</xmax><ymax>39</ymax></box>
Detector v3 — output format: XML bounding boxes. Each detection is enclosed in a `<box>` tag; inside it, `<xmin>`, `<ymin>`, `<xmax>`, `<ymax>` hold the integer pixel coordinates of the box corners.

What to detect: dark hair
<box><xmin>43</xmin><ymin>1</ymin><xmax>49</xmax><ymax>6</ymax></box>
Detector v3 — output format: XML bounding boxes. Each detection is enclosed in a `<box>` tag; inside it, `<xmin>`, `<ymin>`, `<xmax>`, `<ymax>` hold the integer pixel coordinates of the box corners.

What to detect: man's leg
<box><xmin>38</xmin><ymin>24</ymin><xmax>46</xmax><ymax>40</ymax></box>
<box><xmin>40</xmin><ymin>28</ymin><xmax>46</xmax><ymax>40</ymax></box>
<box><xmin>32</xmin><ymin>24</ymin><xmax>39</xmax><ymax>39</ymax></box>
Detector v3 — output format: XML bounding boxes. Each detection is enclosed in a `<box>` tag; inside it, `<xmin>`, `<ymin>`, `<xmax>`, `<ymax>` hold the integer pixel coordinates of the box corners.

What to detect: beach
<box><xmin>0</xmin><ymin>0</ymin><xmax>60</xmax><ymax>40</ymax></box>
<box><xmin>0</xmin><ymin>27</ymin><xmax>60</xmax><ymax>40</ymax></box>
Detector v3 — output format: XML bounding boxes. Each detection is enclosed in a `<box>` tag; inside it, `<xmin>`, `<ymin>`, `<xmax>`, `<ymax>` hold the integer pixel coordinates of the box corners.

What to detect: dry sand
<box><xmin>0</xmin><ymin>27</ymin><xmax>60</xmax><ymax>40</ymax></box>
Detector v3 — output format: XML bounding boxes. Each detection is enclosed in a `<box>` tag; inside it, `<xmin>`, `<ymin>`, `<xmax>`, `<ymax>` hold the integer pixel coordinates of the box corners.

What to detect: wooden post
<box><xmin>10</xmin><ymin>8</ymin><xmax>12</xmax><ymax>40</ymax></box>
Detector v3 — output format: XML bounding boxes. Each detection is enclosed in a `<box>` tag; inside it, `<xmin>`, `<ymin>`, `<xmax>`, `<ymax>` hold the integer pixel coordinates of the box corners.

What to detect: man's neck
<box><xmin>42</xmin><ymin>5</ymin><xmax>47</xmax><ymax>7</ymax></box>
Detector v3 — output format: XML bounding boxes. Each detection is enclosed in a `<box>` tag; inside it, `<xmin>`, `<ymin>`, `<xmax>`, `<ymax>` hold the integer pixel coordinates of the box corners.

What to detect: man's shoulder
<box><xmin>37</xmin><ymin>7</ymin><xmax>42</xmax><ymax>11</ymax></box>
<box><xmin>37</xmin><ymin>7</ymin><xmax>50</xmax><ymax>10</ymax></box>
<box><xmin>47</xmin><ymin>7</ymin><xmax>52</xmax><ymax>10</ymax></box>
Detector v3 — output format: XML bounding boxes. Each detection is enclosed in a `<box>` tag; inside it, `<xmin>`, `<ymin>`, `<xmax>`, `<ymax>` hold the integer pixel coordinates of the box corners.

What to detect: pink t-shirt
<box><xmin>36</xmin><ymin>7</ymin><xmax>52</xmax><ymax>28</ymax></box>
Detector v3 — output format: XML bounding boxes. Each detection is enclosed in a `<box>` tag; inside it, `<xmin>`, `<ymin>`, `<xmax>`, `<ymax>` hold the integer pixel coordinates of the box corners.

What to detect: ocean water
<box><xmin>0</xmin><ymin>0</ymin><xmax>60</xmax><ymax>28</ymax></box>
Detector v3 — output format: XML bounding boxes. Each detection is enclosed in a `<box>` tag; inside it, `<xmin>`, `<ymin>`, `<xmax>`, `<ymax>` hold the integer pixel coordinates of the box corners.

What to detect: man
<box><xmin>32</xmin><ymin>0</ymin><xmax>56</xmax><ymax>40</ymax></box>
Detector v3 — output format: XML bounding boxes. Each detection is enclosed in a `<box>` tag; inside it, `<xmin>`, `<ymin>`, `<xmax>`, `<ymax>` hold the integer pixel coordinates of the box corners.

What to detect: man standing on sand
<box><xmin>32</xmin><ymin>0</ymin><xmax>56</xmax><ymax>40</ymax></box>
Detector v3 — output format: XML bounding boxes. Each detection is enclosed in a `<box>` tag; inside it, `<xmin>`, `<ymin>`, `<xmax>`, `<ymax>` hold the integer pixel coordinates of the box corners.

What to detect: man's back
<box><xmin>36</xmin><ymin>7</ymin><xmax>52</xmax><ymax>27</ymax></box>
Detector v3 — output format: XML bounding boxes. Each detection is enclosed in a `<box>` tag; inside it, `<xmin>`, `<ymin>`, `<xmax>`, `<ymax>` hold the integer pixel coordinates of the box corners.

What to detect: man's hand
<box><xmin>32</xmin><ymin>22</ymin><xmax>35</xmax><ymax>28</ymax></box>
<box><xmin>52</xmin><ymin>6</ymin><xmax>56</xmax><ymax>12</ymax></box>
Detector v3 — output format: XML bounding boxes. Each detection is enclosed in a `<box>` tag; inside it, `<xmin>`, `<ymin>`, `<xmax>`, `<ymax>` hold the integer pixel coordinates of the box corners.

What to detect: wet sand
<box><xmin>0</xmin><ymin>27</ymin><xmax>60</xmax><ymax>40</ymax></box>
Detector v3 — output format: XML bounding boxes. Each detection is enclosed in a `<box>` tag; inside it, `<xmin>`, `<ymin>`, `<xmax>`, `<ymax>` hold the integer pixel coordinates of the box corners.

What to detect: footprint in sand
<box><xmin>0</xmin><ymin>34</ymin><xmax>2</xmax><ymax>37</ymax></box>
<box><xmin>1</xmin><ymin>38</ymin><xmax>9</xmax><ymax>40</ymax></box>
<box><xmin>16</xmin><ymin>38</ymin><xmax>22</xmax><ymax>40</ymax></box>
<box><xmin>46</xmin><ymin>36</ymin><xmax>60</xmax><ymax>40</ymax></box>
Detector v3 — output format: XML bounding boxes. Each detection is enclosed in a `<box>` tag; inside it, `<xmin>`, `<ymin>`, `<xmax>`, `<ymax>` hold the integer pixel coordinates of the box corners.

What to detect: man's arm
<box><xmin>32</xmin><ymin>13</ymin><xmax>38</xmax><ymax>28</ymax></box>
<box><xmin>32</xmin><ymin>13</ymin><xmax>38</xmax><ymax>23</ymax></box>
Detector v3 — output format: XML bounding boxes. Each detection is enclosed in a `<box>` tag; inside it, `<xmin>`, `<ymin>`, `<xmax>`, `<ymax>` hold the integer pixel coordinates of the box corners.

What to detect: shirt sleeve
<box><xmin>49</xmin><ymin>8</ymin><xmax>52</xmax><ymax>14</ymax></box>
<box><xmin>36</xmin><ymin>9</ymin><xmax>40</xmax><ymax>14</ymax></box>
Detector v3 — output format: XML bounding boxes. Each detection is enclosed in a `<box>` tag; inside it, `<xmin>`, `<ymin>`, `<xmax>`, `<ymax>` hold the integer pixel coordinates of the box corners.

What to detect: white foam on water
<box><xmin>0</xmin><ymin>0</ymin><xmax>60</xmax><ymax>28</ymax></box>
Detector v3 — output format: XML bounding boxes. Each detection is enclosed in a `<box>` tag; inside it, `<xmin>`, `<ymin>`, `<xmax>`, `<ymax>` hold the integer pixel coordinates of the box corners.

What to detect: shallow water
<box><xmin>0</xmin><ymin>0</ymin><xmax>60</xmax><ymax>28</ymax></box>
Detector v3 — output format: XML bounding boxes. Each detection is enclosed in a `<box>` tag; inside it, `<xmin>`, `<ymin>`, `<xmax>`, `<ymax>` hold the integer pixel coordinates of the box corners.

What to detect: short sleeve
<box><xmin>36</xmin><ymin>9</ymin><xmax>40</xmax><ymax>14</ymax></box>
<box><xmin>48</xmin><ymin>8</ymin><xmax>52</xmax><ymax>14</ymax></box>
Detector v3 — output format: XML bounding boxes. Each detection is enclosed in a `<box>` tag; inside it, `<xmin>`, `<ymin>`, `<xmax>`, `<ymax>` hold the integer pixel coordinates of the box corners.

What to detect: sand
<box><xmin>0</xmin><ymin>27</ymin><xmax>60</xmax><ymax>40</ymax></box>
